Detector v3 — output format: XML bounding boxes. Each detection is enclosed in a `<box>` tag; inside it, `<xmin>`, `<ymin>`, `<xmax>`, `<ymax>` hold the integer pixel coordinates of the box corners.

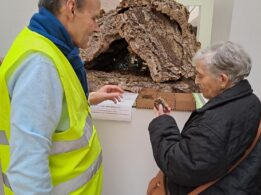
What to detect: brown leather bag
<box><xmin>147</xmin><ymin>121</ymin><xmax>261</xmax><ymax>195</ymax></box>
<box><xmin>147</xmin><ymin>170</ymin><xmax>167</xmax><ymax>195</ymax></box>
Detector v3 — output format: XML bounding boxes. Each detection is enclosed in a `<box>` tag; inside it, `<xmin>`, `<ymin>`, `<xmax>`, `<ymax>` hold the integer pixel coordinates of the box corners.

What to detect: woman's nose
<box><xmin>195</xmin><ymin>77</ymin><xmax>199</xmax><ymax>85</ymax></box>
<box><xmin>94</xmin><ymin>23</ymin><xmax>100</xmax><ymax>32</ymax></box>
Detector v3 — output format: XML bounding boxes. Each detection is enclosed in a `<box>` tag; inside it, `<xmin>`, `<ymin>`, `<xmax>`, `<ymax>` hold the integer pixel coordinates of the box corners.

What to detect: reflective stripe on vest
<box><xmin>0</xmin><ymin>131</ymin><xmax>11</xmax><ymax>193</ymax></box>
<box><xmin>0</xmin><ymin>173</ymin><xmax>3</xmax><ymax>195</ymax></box>
<box><xmin>3</xmin><ymin>173</ymin><xmax>12</xmax><ymax>190</ymax></box>
<box><xmin>0</xmin><ymin>131</ymin><xmax>8</xmax><ymax>145</ymax></box>
<box><xmin>0</xmin><ymin>162</ymin><xmax>12</xmax><ymax>194</ymax></box>
<box><xmin>0</xmin><ymin>115</ymin><xmax>96</xmax><ymax>193</ymax></box>
<box><xmin>51</xmin><ymin>116</ymin><xmax>93</xmax><ymax>155</ymax></box>
<box><xmin>53</xmin><ymin>152</ymin><xmax>102</xmax><ymax>194</ymax></box>
<box><xmin>0</xmin><ymin>162</ymin><xmax>4</xmax><ymax>195</ymax></box>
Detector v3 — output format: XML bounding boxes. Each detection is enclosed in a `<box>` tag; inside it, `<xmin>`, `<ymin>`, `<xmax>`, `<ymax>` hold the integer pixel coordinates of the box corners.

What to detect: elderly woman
<box><xmin>148</xmin><ymin>41</ymin><xmax>261</xmax><ymax>195</ymax></box>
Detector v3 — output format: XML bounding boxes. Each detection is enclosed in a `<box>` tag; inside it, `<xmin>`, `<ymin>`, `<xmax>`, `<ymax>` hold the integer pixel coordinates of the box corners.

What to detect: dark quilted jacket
<box><xmin>148</xmin><ymin>80</ymin><xmax>261</xmax><ymax>195</ymax></box>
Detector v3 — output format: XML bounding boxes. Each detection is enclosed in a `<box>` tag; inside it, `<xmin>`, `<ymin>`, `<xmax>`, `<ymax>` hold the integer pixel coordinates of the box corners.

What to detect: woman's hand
<box><xmin>88</xmin><ymin>85</ymin><xmax>124</xmax><ymax>105</ymax></box>
<box><xmin>153</xmin><ymin>104</ymin><xmax>171</xmax><ymax>117</ymax></box>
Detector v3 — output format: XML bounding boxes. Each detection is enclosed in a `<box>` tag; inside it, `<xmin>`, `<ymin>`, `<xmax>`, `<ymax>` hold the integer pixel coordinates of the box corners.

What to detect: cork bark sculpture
<box><xmin>81</xmin><ymin>0</ymin><xmax>200</xmax><ymax>93</ymax></box>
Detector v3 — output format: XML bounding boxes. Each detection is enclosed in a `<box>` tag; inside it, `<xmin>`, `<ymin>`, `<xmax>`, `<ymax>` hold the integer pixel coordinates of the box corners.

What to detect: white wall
<box><xmin>0</xmin><ymin>1</ymin><xmax>37</xmax><ymax>57</ymax></box>
<box><xmin>0</xmin><ymin>0</ymin><xmax>117</xmax><ymax>57</ymax></box>
<box><xmin>229</xmin><ymin>0</ymin><xmax>261</xmax><ymax>98</ymax></box>
<box><xmin>211</xmin><ymin>0</ymin><xmax>234</xmax><ymax>44</ymax></box>
<box><xmin>95</xmin><ymin>109</ymin><xmax>190</xmax><ymax>195</ymax></box>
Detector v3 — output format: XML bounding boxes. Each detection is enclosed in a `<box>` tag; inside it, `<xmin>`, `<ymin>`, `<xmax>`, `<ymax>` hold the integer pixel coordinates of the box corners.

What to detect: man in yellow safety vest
<box><xmin>0</xmin><ymin>0</ymin><xmax>123</xmax><ymax>194</ymax></box>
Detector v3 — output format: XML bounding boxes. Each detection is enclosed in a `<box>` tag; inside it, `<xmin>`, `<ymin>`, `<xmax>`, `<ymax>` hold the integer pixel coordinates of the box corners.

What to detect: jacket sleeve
<box><xmin>148</xmin><ymin>114</ymin><xmax>228</xmax><ymax>186</ymax></box>
<box><xmin>7</xmin><ymin>53</ymin><xmax>63</xmax><ymax>195</ymax></box>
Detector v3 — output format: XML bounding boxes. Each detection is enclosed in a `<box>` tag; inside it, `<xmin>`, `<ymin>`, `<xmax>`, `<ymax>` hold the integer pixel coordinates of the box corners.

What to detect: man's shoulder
<box><xmin>22</xmin><ymin>52</ymin><xmax>54</xmax><ymax>67</ymax></box>
<box><xmin>7</xmin><ymin>51</ymin><xmax>61</xmax><ymax>95</ymax></box>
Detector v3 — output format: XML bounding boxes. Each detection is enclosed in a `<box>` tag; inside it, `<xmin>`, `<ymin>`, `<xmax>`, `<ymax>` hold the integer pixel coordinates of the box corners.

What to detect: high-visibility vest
<box><xmin>0</xmin><ymin>27</ymin><xmax>103</xmax><ymax>195</ymax></box>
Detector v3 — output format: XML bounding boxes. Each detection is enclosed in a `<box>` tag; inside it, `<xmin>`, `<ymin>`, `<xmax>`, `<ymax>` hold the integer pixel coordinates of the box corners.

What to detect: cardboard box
<box><xmin>136</xmin><ymin>88</ymin><xmax>195</xmax><ymax>111</ymax></box>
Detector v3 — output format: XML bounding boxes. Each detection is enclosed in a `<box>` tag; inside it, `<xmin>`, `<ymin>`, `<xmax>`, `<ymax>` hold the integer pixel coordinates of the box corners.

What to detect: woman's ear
<box><xmin>220</xmin><ymin>73</ymin><xmax>230</xmax><ymax>89</ymax></box>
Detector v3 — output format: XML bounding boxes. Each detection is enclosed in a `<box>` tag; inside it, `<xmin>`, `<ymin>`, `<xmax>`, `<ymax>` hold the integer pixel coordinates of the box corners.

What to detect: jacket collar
<box><xmin>197</xmin><ymin>80</ymin><xmax>253</xmax><ymax>113</ymax></box>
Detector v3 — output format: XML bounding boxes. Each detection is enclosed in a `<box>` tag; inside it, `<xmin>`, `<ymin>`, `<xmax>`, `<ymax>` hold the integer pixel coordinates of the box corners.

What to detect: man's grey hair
<box><xmin>192</xmin><ymin>41</ymin><xmax>251</xmax><ymax>84</ymax></box>
<box><xmin>38</xmin><ymin>0</ymin><xmax>86</xmax><ymax>15</ymax></box>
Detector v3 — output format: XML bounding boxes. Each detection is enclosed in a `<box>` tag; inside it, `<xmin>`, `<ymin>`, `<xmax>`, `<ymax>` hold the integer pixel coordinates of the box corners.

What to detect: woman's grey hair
<box><xmin>38</xmin><ymin>0</ymin><xmax>86</xmax><ymax>15</ymax></box>
<box><xmin>192</xmin><ymin>41</ymin><xmax>252</xmax><ymax>84</ymax></box>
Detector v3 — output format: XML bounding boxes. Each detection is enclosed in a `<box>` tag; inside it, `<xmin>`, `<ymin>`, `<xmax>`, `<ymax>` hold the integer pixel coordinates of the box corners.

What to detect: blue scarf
<box><xmin>28</xmin><ymin>7</ymin><xmax>89</xmax><ymax>96</ymax></box>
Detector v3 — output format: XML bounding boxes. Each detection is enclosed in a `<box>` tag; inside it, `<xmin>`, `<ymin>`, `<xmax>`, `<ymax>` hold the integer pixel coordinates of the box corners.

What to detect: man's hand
<box><xmin>88</xmin><ymin>85</ymin><xmax>124</xmax><ymax>105</ymax></box>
